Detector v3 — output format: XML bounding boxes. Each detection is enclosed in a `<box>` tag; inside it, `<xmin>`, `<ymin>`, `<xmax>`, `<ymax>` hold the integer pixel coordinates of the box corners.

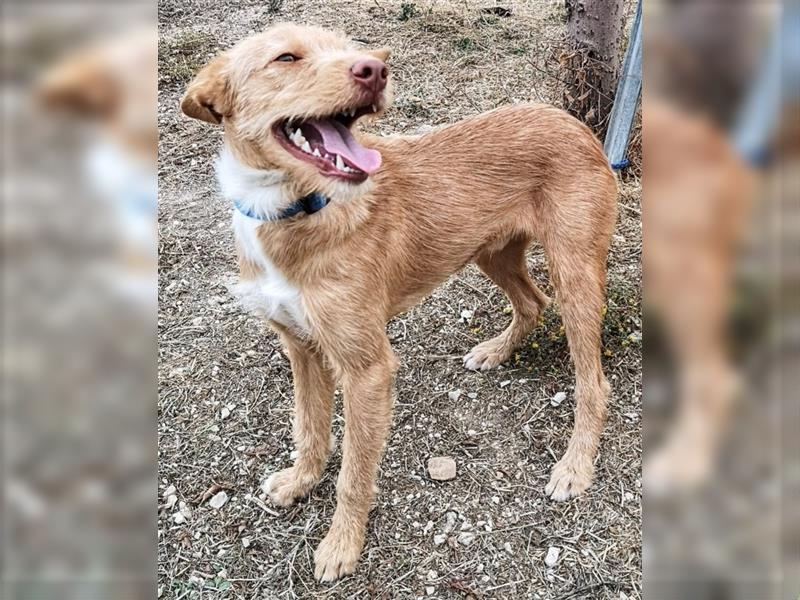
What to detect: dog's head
<box><xmin>181</xmin><ymin>23</ymin><xmax>392</xmax><ymax>185</ymax></box>
<box><xmin>38</xmin><ymin>28</ymin><xmax>158</xmax><ymax>161</ymax></box>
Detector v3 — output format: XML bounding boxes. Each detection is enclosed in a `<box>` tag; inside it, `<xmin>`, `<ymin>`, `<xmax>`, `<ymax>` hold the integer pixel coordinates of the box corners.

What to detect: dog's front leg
<box><xmin>264</xmin><ymin>328</ymin><xmax>335</xmax><ymax>506</ymax></box>
<box><xmin>314</xmin><ymin>337</ymin><xmax>398</xmax><ymax>582</ymax></box>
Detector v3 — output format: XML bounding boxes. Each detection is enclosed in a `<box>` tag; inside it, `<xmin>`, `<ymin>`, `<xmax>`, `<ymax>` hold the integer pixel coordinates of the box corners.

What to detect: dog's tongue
<box><xmin>308</xmin><ymin>119</ymin><xmax>382</xmax><ymax>173</ymax></box>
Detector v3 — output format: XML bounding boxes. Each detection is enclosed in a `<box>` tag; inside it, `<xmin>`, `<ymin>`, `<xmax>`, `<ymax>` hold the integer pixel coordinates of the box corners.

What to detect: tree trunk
<box><xmin>564</xmin><ymin>0</ymin><xmax>625</xmax><ymax>135</ymax></box>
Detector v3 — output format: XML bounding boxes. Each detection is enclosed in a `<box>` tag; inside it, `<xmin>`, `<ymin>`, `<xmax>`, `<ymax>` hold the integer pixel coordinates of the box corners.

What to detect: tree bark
<box><xmin>564</xmin><ymin>0</ymin><xmax>625</xmax><ymax>134</ymax></box>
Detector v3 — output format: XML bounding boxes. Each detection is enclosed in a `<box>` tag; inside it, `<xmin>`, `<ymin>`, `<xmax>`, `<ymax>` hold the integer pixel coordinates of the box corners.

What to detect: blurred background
<box><xmin>643</xmin><ymin>1</ymin><xmax>797</xmax><ymax>599</ymax></box>
<box><xmin>2</xmin><ymin>1</ymin><xmax>156</xmax><ymax>599</ymax></box>
<box><xmin>1</xmin><ymin>0</ymin><xmax>797</xmax><ymax>598</ymax></box>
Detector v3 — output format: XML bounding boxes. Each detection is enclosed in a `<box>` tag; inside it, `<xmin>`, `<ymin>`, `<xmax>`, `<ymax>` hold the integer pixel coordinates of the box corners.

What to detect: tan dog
<box><xmin>182</xmin><ymin>23</ymin><xmax>618</xmax><ymax>581</ymax></box>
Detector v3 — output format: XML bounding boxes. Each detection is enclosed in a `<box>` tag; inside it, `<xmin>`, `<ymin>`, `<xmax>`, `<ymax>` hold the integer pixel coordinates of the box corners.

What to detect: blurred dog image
<box><xmin>182</xmin><ymin>23</ymin><xmax>617</xmax><ymax>581</ymax></box>
<box><xmin>38</xmin><ymin>28</ymin><xmax>158</xmax><ymax>307</ymax></box>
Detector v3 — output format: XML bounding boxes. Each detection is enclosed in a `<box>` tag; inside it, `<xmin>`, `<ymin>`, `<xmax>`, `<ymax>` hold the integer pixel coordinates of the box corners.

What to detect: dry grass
<box><xmin>158</xmin><ymin>1</ymin><xmax>642</xmax><ymax>598</ymax></box>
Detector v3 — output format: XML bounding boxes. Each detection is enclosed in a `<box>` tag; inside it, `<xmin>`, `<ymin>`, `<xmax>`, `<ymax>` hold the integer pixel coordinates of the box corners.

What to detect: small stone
<box><xmin>448</xmin><ymin>389</ymin><xmax>462</xmax><ymax>402</ymax></box>
<box><xmin>551</xmin><ymin>391</ymin><xmax>567</xmax><ymax>407</ymax></box>
<box><xmin>544</xmin><ymin>546</ymin><xmax>560</xmax><ymax>567</ymax></box>
<box><xmin>459</xmin><ymin>309</ymin><xmax>474</xmax><ymax>323</ymax></box>
<box><xmin>457</xmin><ymin>532</ymin><xmax>476</xmax><ymax>546</ymax></box>
<box><xmin>504</xmin><ymin>542</ymin><xmax>513</xmax><ymax>554</ymax></box>
<box><xmin>467</xmin><ymin>392</ymin><xmax>478</xmax><ymax>399</ymax></box>
<box><xmin>476</xmin><ymin>563</ymin><xmax>484</xmax><ymax>573</ymax></box>
<box><xmin>242</xmin><ymin>537</ymin><xmax>251</xmax><ymax>548</ymax></box>
<box><xmin>500</xmin><ymin>380</ymin><xmax>511</xmax><ymax>388</ymax></box>
<box><xmin>208</xmin><ymin>490</ymin><xmax>229</xmax><ymax>509</ymax></box>
<box><xmin>433</xmin><ymin>533</ymin><xmax>447</xmax><ymax>545</ymax></box>
<box><xmin>165</xmin><ymin>494</ymin><xmax>178</xmax><ymax>510</ymax></box>
<box><xmin>426</xmin><ymin>569</ymin><xmax>438</xmax><ymax>581</ymax></box>
<box><xmin>423</xmin><ymin>520</ymin><xmax>435</xmax><ymax>534</ymax></box>
<box><xmin>443</xmin><ymin>511</ymin><xmax>458</xmax><ymax>534</ymax></box>
<box><xmin>427</xmin><ymin>457</ymin><xmax>457</xmax><ymax>481</ymax></box>
<box><xmin>220</xmin><ymin>407</ymin><xmax>231</xmax><ymax>420</ymax></box>
<box><xmin>162</xmin><ymin>485</ymin><xmax>176</xmax><ymax>498</ymax></box>
<box><xmin>172</xmin><ymin>512</ymin><xmax>186</xmax><ymax>524</ymax></box>
<box><xmin>425</xmin><ymin>586</ymin><xmax>434</xmax><ymax>595</ymax></box>
<box><xmin>491</xmin><ymin>495</ymin><xmax>500</xmax><ymax>504</ymax></box>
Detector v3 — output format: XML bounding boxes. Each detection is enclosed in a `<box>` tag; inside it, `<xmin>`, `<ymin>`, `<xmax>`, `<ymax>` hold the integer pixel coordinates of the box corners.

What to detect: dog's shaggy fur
<box><xmin>182</xmin><ymin>23</ymin><xmax>618</xmax><ymax>581</ymax></box>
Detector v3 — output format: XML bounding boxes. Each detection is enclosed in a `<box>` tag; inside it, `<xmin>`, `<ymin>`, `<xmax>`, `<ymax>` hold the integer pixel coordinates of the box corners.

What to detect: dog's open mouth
<box><xmin>273</xmin><ymin>104</ymin><xmax>382</xmax><ymax>182</ymax></box>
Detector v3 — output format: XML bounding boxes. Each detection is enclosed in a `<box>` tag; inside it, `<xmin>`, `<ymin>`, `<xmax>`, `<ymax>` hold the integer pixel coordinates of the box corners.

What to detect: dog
<box><xmin>38</xmin><ymin>28</ymin><xmax>158</xmax><ymax>307</ymax></box>
<box><xmin>181</xmin><ymin>23</ymin><xmax>618</xmax><ymax>581</ymax></box>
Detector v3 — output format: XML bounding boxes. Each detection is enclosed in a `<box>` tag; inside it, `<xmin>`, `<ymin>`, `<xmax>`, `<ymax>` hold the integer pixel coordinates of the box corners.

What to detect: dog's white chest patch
<box><xmin>231</xmin><ymin>211</ymin><xmax>310</xmax><ymax>334</ymax></box>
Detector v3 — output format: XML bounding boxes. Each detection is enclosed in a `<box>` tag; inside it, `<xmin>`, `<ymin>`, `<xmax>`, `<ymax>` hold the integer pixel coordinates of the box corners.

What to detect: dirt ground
<box><xmin>157</xmin><ymin>1</ymin><xmax>642</xmax><ymax>598</ymax></box>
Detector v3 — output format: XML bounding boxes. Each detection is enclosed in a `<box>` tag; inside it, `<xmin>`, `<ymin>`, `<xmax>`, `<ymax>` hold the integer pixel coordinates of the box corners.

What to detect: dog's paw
<box><xmin>644</xmin><ymin>439</ymin><xmax>713</xmax><ymax>497</ymax></box>
<box><xmin>463</xmin><ymin>339</ymin><xmax>509</xmax><ymax>371</ymax></box>
<box><xmin>545</xmin><ymin>454</ymin><xmax>594</xmax><ymax>501</ymax></box>
<box><xmin>314</xmin><ymin>524</ymin><xmax>364</xmax><ymax>582</ymax></box>
<box><xmin>263</xmin><ymin>467</ymin><xmax>316</xmax><ymax>507</ymax></box>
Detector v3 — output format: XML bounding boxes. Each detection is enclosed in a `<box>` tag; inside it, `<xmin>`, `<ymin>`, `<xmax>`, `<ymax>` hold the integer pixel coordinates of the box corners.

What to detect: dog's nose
<box><xmin>350</xmin><ymin>59</ymin><xmax>388</xmax><ymax>93</ymax></box>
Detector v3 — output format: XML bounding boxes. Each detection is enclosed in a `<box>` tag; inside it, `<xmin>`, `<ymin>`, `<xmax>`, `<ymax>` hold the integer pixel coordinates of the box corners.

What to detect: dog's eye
<box><xmin>274</xmin><ymin>53</ymin><xmax>299</xmax><ymax>63</ymax></box>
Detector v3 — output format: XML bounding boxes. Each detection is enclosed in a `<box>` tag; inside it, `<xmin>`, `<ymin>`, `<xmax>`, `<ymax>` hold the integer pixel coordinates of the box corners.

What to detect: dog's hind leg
<box><xmin>463</xmin><ymin>235</ymin><xmax>550</xmax><ymax>371</ymax></box>
<box><xmin>263</xmin><ymin>327</ymin><xmax>335</xmax><ymax>507</ymax></box>
<box><xmin>537</xmin><ymin>188</ymin><xmax>616</xmax><ymax>501</ymax></box>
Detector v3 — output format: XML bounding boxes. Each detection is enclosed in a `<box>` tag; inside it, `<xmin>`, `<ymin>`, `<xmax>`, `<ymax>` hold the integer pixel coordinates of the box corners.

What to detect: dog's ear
<box><xmin>370</xmin><ymin>47</ymin><xmax>391</xmax><ymax>63</ymax></box>
<box><xmin>38</xmin><ymin>57</ymin><xmax>117</xmax><ymax>118</ymax></box>
<box><xmin>181</xmin><ymin>54</ymin><xmax>232</xmax><ymax>125</ymax></box>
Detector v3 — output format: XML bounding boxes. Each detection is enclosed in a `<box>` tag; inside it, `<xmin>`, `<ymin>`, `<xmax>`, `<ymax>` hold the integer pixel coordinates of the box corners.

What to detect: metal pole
<box><xmin>604</xmin><ymin>0</ymin><xmax>642</xmax><ymax>171</ymax></box>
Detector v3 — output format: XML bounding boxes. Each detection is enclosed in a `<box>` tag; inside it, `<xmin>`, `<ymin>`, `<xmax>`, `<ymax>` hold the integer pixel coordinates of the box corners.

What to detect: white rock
<box><xmin>457</xmin><ymin>532</ymin><xmax>476</xmax><ymax>546</ymax></box>
<box><xmin>165</xmin><ymin>494</ymin><xmax>178</xmax><ymax>510</ymax></box>
<box><xmin>491</xmin><ymin>495</ymin><xmax>500</xmax><ymax>504</ymax></box>
<box><xmin>544</xmin><ymin>546</ymin><xmax>561</xmax><ymax>567</ymax></box>
<box><xmin>504</xmin><ymin>542</ymin><xmax>513</xmax><ymax>554</ymax></box>
<box><xmin>208</xmin><ymin>490</ymin><xmax>229</xmax><ymax>509</ymax></box>
<box><xmin>220</xmin><ymin>407</ymin><xmax>231</xmax><ymax>420</ymax></box>
<box><xmin>242</xmin><ymin>537</ymin><xmax>251</xmax><ymax>548</ymax></box>
<box><xmin>423</xmin><ymin>520</ymin><xmax>435</xmax><ymax>534</ymax></box>
<box><xmin>427</xmin><ymin>457</ymin><xmax>457</xmax><ymax>481</ymax></box>
<box><xmin>433</xmin><ymin>533</ymin><xmax>447</xmax><ymax>545</ymax></box>
<box><xmin>448</xmin><ymin>389</ymin><xmax>462</xmax><ymax>402</ymax></box>
<box><xmin>551</xmin><ymin>391</ymin><xmax>567</xmax><ymax>407</ymax></box>
<box><xmin>443</xmin><ymin>511</ymin><xmax>458</xmax><ymax>533</ymax></box>
<box><xmin>162</xmin><ymin>485</ymin><xmax>176</xmax><ymax>498</ymax></box>
<box><xmin>172</xmin><ymin>512</ymin><xmax>186</xmax><ymax>524</ymax></box>
<box><xmin>459</xmin><ymin>309</ymin><xmax>474</xmax><ymax>323</ymax></box>
<box><xmin>500</xmin><ymin>380</ymin><xmax>511</xmax><ymax>388</ymax></box>
<box><xmin>425</xmin><ymin>586</ymin><xmax>434</xmax><ymax>595</ymax></box>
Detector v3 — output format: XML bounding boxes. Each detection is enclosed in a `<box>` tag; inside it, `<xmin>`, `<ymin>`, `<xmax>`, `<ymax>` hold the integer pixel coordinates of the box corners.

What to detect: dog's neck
<box><xmin>216</xmin><ymin>145</ymin><xmax>291</xmax><ymax>220</ymax></box>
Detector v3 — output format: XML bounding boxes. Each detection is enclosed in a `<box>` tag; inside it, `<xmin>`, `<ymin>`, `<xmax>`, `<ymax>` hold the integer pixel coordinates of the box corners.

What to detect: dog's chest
<box><xmin>231</xmin><ymin>211</ymin><xmax>310</xmax><ymax>334</ymax></box>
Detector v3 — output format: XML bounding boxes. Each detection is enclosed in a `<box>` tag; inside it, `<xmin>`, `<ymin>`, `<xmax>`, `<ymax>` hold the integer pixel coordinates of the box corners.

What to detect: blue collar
<box><xmin>234</xmin><ymin>192</ymin><xmax>330</xmax><ymax>222</ymax></box>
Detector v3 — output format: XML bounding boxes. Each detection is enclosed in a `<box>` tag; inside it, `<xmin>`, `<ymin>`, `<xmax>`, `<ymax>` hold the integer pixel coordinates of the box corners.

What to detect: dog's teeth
<box><xmin>335</xmin><ymin>154</ymin><xmax>345</xmax><ymax>170</ymax></box>
<box><xmin>372</xmin><ymin>104</ymin><xmax>377</xmax><ymax>112</ymax></box>
<box><xmin>301</xmin><ymin>141</ymin><xmax>311</xmax><ymax>153</ymax></box>
<box><xmin>312</xmin><ymin>148</ymin><xmax>321</xmax><ymax>157</ymax></box>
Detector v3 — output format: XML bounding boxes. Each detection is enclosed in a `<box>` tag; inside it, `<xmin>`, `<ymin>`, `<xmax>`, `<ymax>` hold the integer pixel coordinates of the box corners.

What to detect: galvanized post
<box><xmin>604</xmin><ymin>0</ymin><xmax>642</xmax><ymax>171</ymax></box>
